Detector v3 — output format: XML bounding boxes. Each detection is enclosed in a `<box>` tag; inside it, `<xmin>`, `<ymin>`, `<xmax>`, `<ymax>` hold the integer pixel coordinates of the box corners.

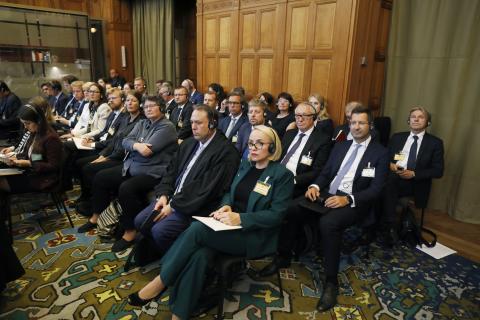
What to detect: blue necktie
<box><xmin>407</xmin><ymin>135</ymin><xmax>418</xmax><ymax>170</ymax></box>
<box><xmin>281</xmin><ymin>133</ymin><xmax>306</xmax><ymax>165</ymax></box>
<box><xmin>329</xmin><ymin>143</ymin><xmax>361</xmax><ymax>194</ymax></box>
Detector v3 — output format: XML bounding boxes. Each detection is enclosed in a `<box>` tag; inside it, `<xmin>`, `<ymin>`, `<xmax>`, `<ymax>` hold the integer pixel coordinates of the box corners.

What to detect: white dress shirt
<box><xmin>285</xmin><ymin>126</ymin><xmax>314</xmax><ymax>176</ymax></box>
<box><xmin>396</xmin><ymin>130</ymin><xmax>425</xmax><ymax>169</ymax></box>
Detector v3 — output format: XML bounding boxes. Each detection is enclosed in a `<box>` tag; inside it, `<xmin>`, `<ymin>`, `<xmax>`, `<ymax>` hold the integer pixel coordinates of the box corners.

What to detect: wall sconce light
<box><xmin>90</xmin><ymin>27</ymin><xmax>97</xmax><ymax>33</ymax></box>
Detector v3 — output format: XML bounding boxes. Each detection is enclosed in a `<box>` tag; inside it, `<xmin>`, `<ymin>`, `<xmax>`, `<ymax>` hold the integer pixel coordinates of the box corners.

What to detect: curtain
<box><xmin>383</xmin><ymin>0</ymin><xmax>480</xmax><ymax>223</ymax></box>
<box><xmin>132</xmin><ymin>0</ymin><xmax>175</xmax><ymax>93</ymax></box>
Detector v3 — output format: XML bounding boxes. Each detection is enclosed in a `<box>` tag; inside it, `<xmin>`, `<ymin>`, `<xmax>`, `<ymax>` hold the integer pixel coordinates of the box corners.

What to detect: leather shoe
<box><xmin>258</xmin><ymin>256</ymin><xmax>291</xmax><ymax>277</ymax></box>
<box><xmin>112</xmin><ymin>238</ymin><xmax>135</xmax><ymax>252</ymax></box>
<box><xmin>316</xmin><ymin>282</ymin><xmax>339</xmax><ymax>312</ymax></box>
<box><xmin>77</xmin><ymin>221</ymin><xmax>97</xmax><ymax>233</ymax></box>
<box><xmin>127</xmin><ymin>287</ymin><xmax>167</xmax><ymax>307</ymax></box>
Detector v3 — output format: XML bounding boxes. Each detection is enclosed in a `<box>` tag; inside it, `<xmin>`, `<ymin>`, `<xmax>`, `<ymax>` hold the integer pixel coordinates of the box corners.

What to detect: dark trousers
<box><xmin>134</xmin><ymin>201</ymin><xmax>192</xmax><ymax>256</ymax></box>
<box><xmin>160</xmin><ymin>221</ymin><xmax>247</xmax><ymax>319</ymax></box>
<box><xmin>382</xmin><ymin>172</ymin><xmax>414</xmax><ymax>226</ymax></box>
<box><xmin>91</xmin><ymin>165</ymin><xmax>158</xmax><ymax>230</ymax></box>
<box><xmin>76</xmin><ymin>155</ymin><xmax>122</xmax><ymax>199</ymax></box>
<box><xmin>63</xmin><ymin>140</ymin><xmax>98</xmax><ymax>188</ymax></box>
<box><xmin>277</xmin><ymin>195</ymin><xmax>317</xmax><ymax>257</ymax></box>
<box><xmin>278</xmin><ymin>195</ymin><xmax>359</xmax><ymax>281</ymax></box>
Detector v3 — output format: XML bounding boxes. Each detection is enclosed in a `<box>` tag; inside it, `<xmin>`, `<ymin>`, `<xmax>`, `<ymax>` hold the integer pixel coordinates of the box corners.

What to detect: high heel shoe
<box><xmin>127</xmin><ymin>287</ymin><xmax>167</xmax><ymax>307</ymax></box>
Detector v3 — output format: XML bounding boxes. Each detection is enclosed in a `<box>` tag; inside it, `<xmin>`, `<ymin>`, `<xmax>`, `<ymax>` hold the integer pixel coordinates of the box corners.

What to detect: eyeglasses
<box><xmin>143</xmin><ymin>104</ymin><xmax>158</xmax><ymax>109</ymax></box>
<box><xmin>228</xmin><ymin>101</ymin><xmax>241</xmax><ymax>105</ymax></box>
<box><xmin>247</xmin><ymin>141</ymin><xmax>271</xmax><ymax>150</ymax></box>
<box><xmin>294</xmin><ymin>113</ymin><xmax>315</xmax><ymax>120</ymax></box>
<box><xmin>88</xmin><ymin>90</ymin><xmax>100</xmax><ymax>94</ymax></box>
<box><xmin>349</xmin><ymin>121</ymin><xmax>369</xmax><ymax>126</ymax></box>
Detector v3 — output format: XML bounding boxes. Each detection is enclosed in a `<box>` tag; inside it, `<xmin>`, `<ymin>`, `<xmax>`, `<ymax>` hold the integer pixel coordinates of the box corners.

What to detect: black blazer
<box><xmin>155</xmin><ymin>131</ymin><xmax>240</xmax><ymax>217</ymax></box>
<box><xmin>170</xmin><ymin>101</ymin><xmax>194</xmax><ymax>140</ymax></box>
<box><xmin>50</xmin><ymin>92</ymin><xmax>69</xmax><ymax>115</ymax></box>
<box><xmin>218</xmin><ymin>114</ymin><xmax>248</xmax><ymax>140</ymax></box>
<box><xmin>281</xmin><ymin>127</ymin><xmax>332</xmax><ymax>195</ymax></box>
<box><xmin>388</xmin><ymin>131</ymin><xmax>444</xmax><ymax>208</ymax></box>
<box><xmin>0</xmin><ymin>92</ymin><xmax>21</xmax><ymax>131</ymax></box>
<box><xmin>93</xmin><ymin>111</ymin><xmax>125</xmax><ymax>149</ymax></box>
<box><xmin>314</xmin><ymin>138</ymin><xmax>389</xmax><ymax>210</ymax></box>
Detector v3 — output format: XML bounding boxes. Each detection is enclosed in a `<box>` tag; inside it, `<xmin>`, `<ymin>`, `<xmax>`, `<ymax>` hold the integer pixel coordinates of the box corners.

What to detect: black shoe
<box><xmin>77</xmin><ymin>221</ymin><xmax>97</xmax><ymax>233</ymax></box>
<box><xmin>316</xmin><ymin>282</ymin><xmax>339</xmax><ymax>312</ymax></box>
<box><xmin>127</xmin><ymin>287</ymin><xmax>167</xmax><ymax>307</ymax></box>
<box><xmin>258</xmin><ymin>256</ymin><xmax>291</xmax><ymax>277</ymax></box>
<box><xmin>112</xmin><ymin>238</ymin><xmax>135</xmax><ymax>252</ymax></box>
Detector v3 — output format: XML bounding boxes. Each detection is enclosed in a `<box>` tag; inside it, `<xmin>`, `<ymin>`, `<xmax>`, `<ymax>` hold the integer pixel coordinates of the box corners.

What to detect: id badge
<box><xmin>31</xmin><ymin>153</ymin><xmax>43</xmax><ymax>161</ymax></box>
<box><xmin>362</xmin><ymin>167</ymin><xmax>375</xmax><ymax>178</ymax></box>
<box><xmin>300</xmin><ymin>155</ymin><xmax>313</xmax><ymax>166</ymax></box>
<box><xmin>100</xmin><ymin>133</ymin><xmax>108</xmax><ymax>141</ymax></box>
<box><xmin>108</xmin><ymin>127</ymin><xmax>115</xmax><ymax>136</ymax></box>
<box><xmin>232</xmin><ymin>135</ymin><xmax>238</xmax><ymax>143</ymax></box>
<box><xmin>253</xmin><ymin>181</ymin><xmax>271</xmax><ymax>196</ymax></box>
<box><xmin>165</xmin><ymin>112</ymin><xmax>170</xmax><ymax>120</ymax></box>
<box><xmin>394</xmin><ymin>152</ymin><xmax>406</xmax><ymax>161</ymax></box>
<box><xmin>178</xmin><ymin>120</ymin><xmax>183</xmax><ymax>128</ymax></box>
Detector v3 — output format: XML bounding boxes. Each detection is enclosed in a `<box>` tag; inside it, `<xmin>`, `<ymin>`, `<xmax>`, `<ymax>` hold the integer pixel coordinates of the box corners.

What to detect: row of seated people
<box><xmin>0</xmin><ymin>89</ymin><xmax>444</xmax><ymax>318</ymax></box>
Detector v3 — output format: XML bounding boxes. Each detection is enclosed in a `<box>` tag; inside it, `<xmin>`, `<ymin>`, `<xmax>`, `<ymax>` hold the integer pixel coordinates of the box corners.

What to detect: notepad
<box><xmin>193</xmin><ymin>216</ymin><xmax>242</xmax><ymax>231</ymax></box>
<box><xmin>416</xmin><ymin>242</ymin><xmax>457</xmax><ymax>259</ymax></box>
<box><xmin>0</xmin><ymin>168</ymin><xmax>23</xmax><ymax>176</ymax></box>
<box><xmin>73</xmin><ymin>137</ymin><xmax>95</xmax><ymax>150</ymax></box>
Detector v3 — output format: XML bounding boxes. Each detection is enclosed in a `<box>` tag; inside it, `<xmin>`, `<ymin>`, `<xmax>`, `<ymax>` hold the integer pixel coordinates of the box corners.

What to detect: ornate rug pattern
<box><xmin>1</xmin><ymin>191</ymin><xmax>479</xmax><ymax>319</ymax></box>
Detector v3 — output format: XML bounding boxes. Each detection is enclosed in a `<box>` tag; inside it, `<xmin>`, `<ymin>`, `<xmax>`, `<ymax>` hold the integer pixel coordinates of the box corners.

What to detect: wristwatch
<box><xmin>346</xmin><ymin>195</ymin><xmax>353</xmax><ymax>205</ymax></box>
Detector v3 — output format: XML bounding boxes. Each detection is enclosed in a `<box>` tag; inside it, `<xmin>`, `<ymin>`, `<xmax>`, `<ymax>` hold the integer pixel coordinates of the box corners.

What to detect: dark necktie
<box><xmin>281</xmin><ymin>133</ymin><xmax>306</xmax><ymax>165</ymax></box>
<box><xmin>407</xmin><ymin>135</ymin><xmax>419</xmax><ymax>170</ymax></box>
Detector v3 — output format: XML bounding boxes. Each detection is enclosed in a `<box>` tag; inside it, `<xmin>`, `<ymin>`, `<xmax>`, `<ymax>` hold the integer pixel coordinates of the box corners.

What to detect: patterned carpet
<box><xmin>1</xmin><ymin>190</ymin><xmax>479</xmax><ymax>320</ymax></box>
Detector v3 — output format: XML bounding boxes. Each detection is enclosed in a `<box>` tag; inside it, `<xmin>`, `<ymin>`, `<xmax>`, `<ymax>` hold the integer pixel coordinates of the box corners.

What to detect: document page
<box><xmin>193</xmin><ymin>216</ymin><xmax>242</xmax><ymax>231</ymax></box>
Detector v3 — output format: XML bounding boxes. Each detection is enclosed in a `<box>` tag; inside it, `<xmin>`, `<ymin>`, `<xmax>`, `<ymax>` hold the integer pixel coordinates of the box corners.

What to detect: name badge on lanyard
<box><xmin>362</xmin><ymin>162</ymin><xmax>375</xmax><ymax>178</ymax></box>
<box><xmin>253</xmin><ymin>176</ymin><xmax>271</xmax><ymax>196</ymax></box>
<box><xmin>394</xmin><ymin>151</ymin><xmax>406</xmax><ymax>161</ymax></box>
<box><xmin>232</xmin><ymin>134</ymin><xmax>238</xmax><ymax>143</ymax></box>
<box><xmin>300</xmin><ymin>151</ymin><xmax>313</xmax><ymax>166</ymax></box>
<box><xmin>108</xmin><ymin>127</ymin><xmax>115</xmax><ymax>136</ymax></box>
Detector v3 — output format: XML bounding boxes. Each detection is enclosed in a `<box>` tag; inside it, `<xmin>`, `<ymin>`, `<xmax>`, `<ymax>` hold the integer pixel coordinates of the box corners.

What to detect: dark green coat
<box><xmin>220</xmin><ymin>159</ymin><xmax>294</xmax><ymax>258</ymax></box>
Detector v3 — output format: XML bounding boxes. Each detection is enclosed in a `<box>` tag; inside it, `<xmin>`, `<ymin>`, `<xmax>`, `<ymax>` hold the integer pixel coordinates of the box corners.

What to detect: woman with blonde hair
<box><xmin>308</xmin><ymin>93</ymin><xmax>334</xmax><ymax>139</ymax></box>
<box><xmin>127</xmin><ymin>125</ymin><xmax>294</xmax><ymax>320</ymax></box>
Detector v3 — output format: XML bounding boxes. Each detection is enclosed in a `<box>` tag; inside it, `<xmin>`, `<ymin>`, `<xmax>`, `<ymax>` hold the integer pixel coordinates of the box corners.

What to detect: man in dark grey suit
<box><xmin>218</xmin><ymin>92</ymin><xmax>247</xmax><ymax>143</ymax></box>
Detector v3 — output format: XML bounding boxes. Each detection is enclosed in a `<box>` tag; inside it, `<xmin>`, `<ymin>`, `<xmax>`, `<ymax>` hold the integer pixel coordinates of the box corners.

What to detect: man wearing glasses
<box><xmin>235</xmin><ymin>99</ymin><xmax>269</xmax><ymax>158</ymax></box>
<box><xmin>262</xmin><ymin>105</ymin><xmax>388</xmax><ymax>312</ymax></box>
<box><xmin>169</xmin><ymin>86</ymin><xmax>193</xmax><ymax>141</ymax></box>
<box><xmin>218</xmin><ymin>92</ymin><xmax>247</xmax><ymax>142</ymax></box>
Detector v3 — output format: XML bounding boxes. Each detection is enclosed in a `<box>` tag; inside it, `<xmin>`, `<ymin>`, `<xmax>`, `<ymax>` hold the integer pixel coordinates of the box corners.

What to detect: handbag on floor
<box><xmin>96</xmin><ymin>199</ymin><xmax>123</xmax><ymax>241</ymax></box>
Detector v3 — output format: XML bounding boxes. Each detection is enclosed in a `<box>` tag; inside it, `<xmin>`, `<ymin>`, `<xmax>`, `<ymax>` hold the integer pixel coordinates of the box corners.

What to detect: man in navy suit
<box><xmin>218</xmin><ymin>92</ymin><xmax>247</xmax><ymax>143</ymax></box>
<box><xmin>235</xmin><ymin>99</ymin><xmax>268</xmax><ymax>158</ymax></box>
<box><xmin>381</xmin><ymin>106</ymin><xmax>444</xmax><ymax>242</ymax></box>
<box><xmin>181</xmin><ymin>79</ymin><xmax>204</xmax><ymax>105</ymax></box>
<box><xmin>264</xmin><ymin>105</ymin><xmax>388</xmax><ymax>311</ymax></box>
<box><xmin>170</xmin><ymin>86</ymin><xmax>194</xmax><ymax>141</ymax></box>
<box><xmin>49</xmin><ymin>80</ymin><xmax>69</xmax><ymax>115</ymax></box>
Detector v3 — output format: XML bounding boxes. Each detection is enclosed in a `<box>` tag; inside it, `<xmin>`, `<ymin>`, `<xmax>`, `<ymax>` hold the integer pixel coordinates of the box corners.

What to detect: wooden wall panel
<box><xmin>197</xmin><ymin>0</ymin><xmax>392</xmax><ymax>124</ymax></box>
<box><xmin>288</xmin><ymin>5</ymin><xmax>309</xmax><ymax>50</ymax></box>
<box><xmin>310</xmin><ymin>58</ymin><xmax>331</xmax><ymax>96</ymax></box>
<box><xmin>205</xmin><ymin>18</ymin><xmax>217</xmax><ymax>52</ymax></box>
<box><xmin>258</xmin><ymin>58</ymin><xmax>273</xmax><ymax>92</ymax></box>
<box><xmin>218</xmin><ymin>16</ymin><xmax>231</xmax><ymax>51</ymax></box>
<box><xmin>204</xmin><ymin>56</ymin><xmax>217</xmax><ymax>86</ymax></box>
<box><xmin>313</xmin><ymin>2</ymin><xmax>335</xmax><ymax>49</ymax></box>
<box><xmin>2</xmin><ymin>0</ymin><xmax>134</xmax><ymax>80</ymax></box>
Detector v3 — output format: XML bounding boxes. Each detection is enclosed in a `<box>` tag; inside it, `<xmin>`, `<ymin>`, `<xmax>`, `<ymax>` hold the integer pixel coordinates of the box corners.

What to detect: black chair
<box><xmin>398</xmin><ymin>197</ymin><xmax>437</xmax><ymax>247</ymax></box>
<box><xmin>215</xmin><ymin>253</ymin><xmax>284</xmax><ymax>320</ymax></box>
<box><xmin>5</xmin><ymin>156</ymin><xmax>74</xmax><ymax>242</ymax></box>
<box><xmin>373</xmin><ymin>116</ymin><xmax>391</xmax><ymax>147</ymax></box>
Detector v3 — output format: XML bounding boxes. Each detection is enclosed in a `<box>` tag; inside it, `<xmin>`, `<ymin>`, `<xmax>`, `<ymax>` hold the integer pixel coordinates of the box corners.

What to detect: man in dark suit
<box><xmin>0</xmin><ymin>81</ymin><xmax>21</xmax><ymax>140</ymax></box>
<box><xmin>159</xmin><ymin>83</ymin><xmax>176</xmax><ymax>117</ymax></box>
<box><xmin>170</xmin><ymin>86</ymin><xmax>194</xmax><ymax>141</ymax></box>
<box><xmin>108</xmin><ymin>68</ymin><xmax>126</xmax><ymax>88</ymax></box>
<box><xmin>236</xmin><ymin>99</ymin><xmax>268</xmax><ymax>158</ymax></box>
<box><xmin>182</xmin><ymin>78</ymin><xmax>204</xmax><ymax>105</ymax></box>
<box><xmin>218</xmin><ymin>92</ymin><xmax>247</xmax><ymax>143</ymax></box>
<box><xmin>333</xmin><ymin>101</ymin><xmax>379</xmax><ymax>143</ymax></box>
<box><xmin>133</xmin><ymin>104</ymin><xmax>240</xmax><ymax>263</ymax></box>
<box><xmin>381</xmin><ymin>106</ymin><xmax>444</xmax><ymax>242</ymax></box>
<box><xmin>49</xmin><ymin>80</ymin><xmax>69</xmax><ymax>115</ymax></box>
<box><xmin>264</xmin><ymin>106</ymin><xmax>388</xmax><ymax>311</ymax></box>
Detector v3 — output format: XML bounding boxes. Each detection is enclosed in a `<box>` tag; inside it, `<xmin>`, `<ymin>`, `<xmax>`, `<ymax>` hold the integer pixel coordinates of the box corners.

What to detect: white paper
<box><xmin>73</xmin><ymin>137</ymin><xmax>95</xmax><ymax>150</ymax></box>
<box><xmin>416</xmin><ymin>242</ymin><xmax>457</xmax><ymax>259</ymax></box>
<box><xmin>0</xmin><ymin>168</ymin><xmax>23</xmax><ymax>176</ymax></box>
<box><xmin>193</xmin><ymin>216</ymin><xmax>242</xmax><ymax>231</ymax></box>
